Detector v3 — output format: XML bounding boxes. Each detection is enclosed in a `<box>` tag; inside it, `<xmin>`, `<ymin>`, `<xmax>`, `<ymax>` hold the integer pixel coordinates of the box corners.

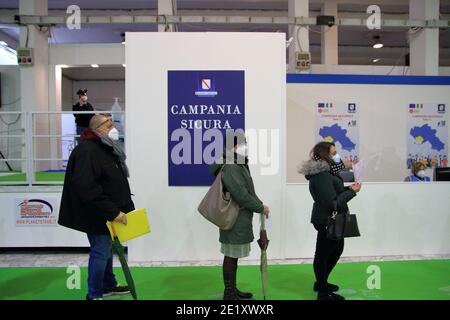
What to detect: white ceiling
<box><xmin>1</xmin><ymin>0</ymin><xmax>449</xmax><ymax>66</ymax></box>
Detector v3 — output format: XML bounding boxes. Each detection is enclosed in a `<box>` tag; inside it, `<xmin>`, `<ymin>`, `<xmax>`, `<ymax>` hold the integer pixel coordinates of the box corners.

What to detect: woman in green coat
<box><xmin>209</xmin><ymin>134</ymin><xmax>270</xmax><ymax>300</ymax></box>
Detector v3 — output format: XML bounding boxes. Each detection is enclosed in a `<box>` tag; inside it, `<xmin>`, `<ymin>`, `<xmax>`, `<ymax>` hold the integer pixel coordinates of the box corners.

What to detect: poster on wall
<box><xmin>168</xmin><ymin>70</ymin><xmax>245</xmax><ymax>186</ymax></box>
<box><xmin>15</xmin><ymin>197</ymin><xmax>58</xmax><ymax>227</ymax></box>
<box><xmin>406</xmin><ymin>103</ymin><xmax>448</xmax><ymax>169</ymax></box>
<box><xmin>315</xmin><ymin>102</ymin><xmax>359</xmax><ymax>162</ymax></box>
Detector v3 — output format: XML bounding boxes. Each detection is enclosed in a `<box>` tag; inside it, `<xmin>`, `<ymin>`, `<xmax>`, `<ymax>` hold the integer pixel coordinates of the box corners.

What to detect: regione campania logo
<box><xmin>195</xmin><ymin>78</ymin><xmax>218</xmax><ymax>97</ymax></box>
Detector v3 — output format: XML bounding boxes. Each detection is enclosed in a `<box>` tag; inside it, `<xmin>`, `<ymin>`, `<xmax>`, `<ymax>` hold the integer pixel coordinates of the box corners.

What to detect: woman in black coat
<box><xmin>299</xmin><ymin>142</ymin><xmax>361</xmax><ymax>300</ymax></box>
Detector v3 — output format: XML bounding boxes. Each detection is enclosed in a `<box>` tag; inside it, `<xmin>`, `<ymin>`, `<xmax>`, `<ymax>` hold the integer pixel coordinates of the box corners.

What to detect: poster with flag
<box><xmin>315</xmin><ymin>101</ymin><xmax>359</xmax><ymax>162</ymax></box>
<box><xmin>406</xmin><ymin>103</ymin><xmax>448</xmax><ymax>169</ymax></box>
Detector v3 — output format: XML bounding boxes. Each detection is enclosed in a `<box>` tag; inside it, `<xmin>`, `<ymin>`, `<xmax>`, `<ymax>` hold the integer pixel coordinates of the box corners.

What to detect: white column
<box><xmin>48</xmin><ymin>65</ymin><xmax>62</xmax><ymax>170</ymax></box>
<box><xmin>158</xmin><ymin>0</ymin><xmax>177</xmax><ymax>32</ymax></box>
<box><xmin>288</xmin><ymin>0</ymin><xmax>309</xmax><ymax>72</ymax></box>
<box><xmin>321</xmin><ymin>0</ymin><xmax>338</xmax><ymax>65</ymax></box>
<box><xmin>409</xmin><ymin>0</ymin><xmax>439</xmax><ymax>75</ymax></box>
<box><xmin>19</xmin><ymin>0</ymin><xmax>50</xmax><ymax>175</ymax></box>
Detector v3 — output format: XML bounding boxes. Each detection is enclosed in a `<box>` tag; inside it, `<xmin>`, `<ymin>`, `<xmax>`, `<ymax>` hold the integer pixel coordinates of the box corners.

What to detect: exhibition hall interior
<box><xmin>0</xmin><ymin>0</ymin><xmax>449</xmax><ymax>304</ymax></box>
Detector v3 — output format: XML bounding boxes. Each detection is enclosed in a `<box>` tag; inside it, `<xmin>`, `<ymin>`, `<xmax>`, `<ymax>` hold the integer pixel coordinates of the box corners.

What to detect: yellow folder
<box><xmin>106</xmin><ymin>208</ymin><xmax>151</xmax><ymax>243</ymax></box>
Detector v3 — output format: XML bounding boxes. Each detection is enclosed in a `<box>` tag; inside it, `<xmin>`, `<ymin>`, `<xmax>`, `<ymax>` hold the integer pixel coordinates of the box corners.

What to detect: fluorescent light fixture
<box><xmin>373</xmin><ymin>43</ymin><xmax>383</xmax><ymax>49</ymax></box>
<box><xmin>0</xmin><ymin>41</ymin><xmax>7</xmax><ymax>46</ymax></box>
<box><xmin>372</xmin><ymin>58</ymin><xmax>380</xmax><ymax>63</ymax></box>
<box><xmin>91</xmin><ymin>64</ymin><xmax>99</xmax><ymax>68</ymax></box>
<box><xmin>122</xmin><ymin>64</ymin><xmax>126</xmax><ymax>67</ymax></box>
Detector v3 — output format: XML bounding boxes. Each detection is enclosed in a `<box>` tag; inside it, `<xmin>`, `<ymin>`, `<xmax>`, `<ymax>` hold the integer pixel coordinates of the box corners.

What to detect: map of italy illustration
<box><xmin>409</xmin><ymin>124</ymin><xmax>445</xmax><ymax>151</ymax></box>
<box><xmin>319</xmin><ymin>124</ymin><xmax>356</xmax><ymax>151</ymax></box>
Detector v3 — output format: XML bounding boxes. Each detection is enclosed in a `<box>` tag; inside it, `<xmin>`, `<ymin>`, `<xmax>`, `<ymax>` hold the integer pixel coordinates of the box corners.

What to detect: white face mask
<box><xmin>108</xmin><ymin>127</ymin><xmax>119</xmax><ymax>141</ymax></box>
<box><xmin>416</xmin><ymin>170</ymin><xmax>426</xmax><ymax>178</ymax></box>
<box><xmin>332</xmin><ymin>153</ymin><xmax>341</xmax><ymax>164</ymax></box>
<box><xmin>235</xmin><ymin>145</ymin><xmax>248</xmax><ymax>157</ymax></box>
<box><xmin>81</xmin><ymin>95</ymin><xmax>88</xmax><ymax>102</ymax></box>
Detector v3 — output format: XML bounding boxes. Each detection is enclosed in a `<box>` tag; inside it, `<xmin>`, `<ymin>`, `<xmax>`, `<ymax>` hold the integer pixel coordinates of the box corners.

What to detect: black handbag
<box><xmin>327</xmin><ymin>201</ymin><xmax>361</xmax><ymax>240</ymax></box>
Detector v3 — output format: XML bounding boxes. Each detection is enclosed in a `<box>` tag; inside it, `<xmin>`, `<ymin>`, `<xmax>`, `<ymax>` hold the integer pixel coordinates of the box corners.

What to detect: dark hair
<box><xmin>411</xmin><ymin>161</ymin><xmax>426</xmax><ymax>174</ymax></box>
<box><xmin>310</xmin><ymin>141</ymin><xmax>335</xmax><ymax>164</ymax></box>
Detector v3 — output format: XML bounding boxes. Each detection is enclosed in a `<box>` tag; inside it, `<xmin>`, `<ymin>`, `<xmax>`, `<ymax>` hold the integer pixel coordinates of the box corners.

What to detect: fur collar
<box><xmin>298</xmin><ymin>159</ymin><xmax>330</xmax><ymax>178</ymax></box>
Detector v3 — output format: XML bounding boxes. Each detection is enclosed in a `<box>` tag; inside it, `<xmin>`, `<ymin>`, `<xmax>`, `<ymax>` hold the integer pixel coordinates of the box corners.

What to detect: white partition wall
<box><xmin>284</xmin><ymin>183</ymin><xmax>450</xmax><ymax>259</ymax></box>
<box><xmin>286</xmin><ymin>76</ymin><xmax>450</xmax><ymax>183</ymax></box>
<box><xmin>125</xmin><ymin>33</ymin><xmax>286</xmax><ymax>263</ymax></box>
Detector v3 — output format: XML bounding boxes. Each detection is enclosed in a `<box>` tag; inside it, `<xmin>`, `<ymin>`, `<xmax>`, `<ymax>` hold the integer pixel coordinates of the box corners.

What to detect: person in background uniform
<box><xmin>209</xmin><ymin>131</ymin><xmax>270</xmax><ymax>300</ymax></box>
<box><xmin>58</xmin><ymin>114</ymin><xmax>134</xmax><ymax>300</ymax></box>
<box><xmin>404</xmin><ymin>161</ymin><xmax>431</xmax><ymax>182</ymax></box>
<box><xmin>298</xmin><ymin>141</ymin><xmax>361</xmax><ymax>300</ymax></box>
<box><xmin>73</xmin><ymin>88</ymin><xmax>94</xmax><ymax>144</ymax></box>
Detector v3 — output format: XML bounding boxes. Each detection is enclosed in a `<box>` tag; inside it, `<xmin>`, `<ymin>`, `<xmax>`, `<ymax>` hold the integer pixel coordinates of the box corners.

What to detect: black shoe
<box><xmin>317</xmin><ymin>292</ymin><xmax>334</xmax><ymax>300</ymax></box>
<box><xmin>317</xmin><ymin>292</ymin><xmax>345</xmax><ymax>301</ymax></box>
<box><xmin>329</xmin><ymin>292</ymin><xmax>345</xmax><ymax>300</ymax></box>
<box><xmin>313</xmin><ymin>281</ymin><xmax>339</xmax><ymax>293</ymax></box>
<box><xmin>236</xmin><ymin>288</ymin><xmax>253</xmax><ymax>300</ymax></box>
<box><xmin>103</xmin><ymin>285</ymin><xmax>130</xmax><ymax>297</ymax></box>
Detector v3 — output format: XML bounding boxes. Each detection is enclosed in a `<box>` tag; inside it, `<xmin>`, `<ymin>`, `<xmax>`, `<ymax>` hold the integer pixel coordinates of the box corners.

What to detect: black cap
<box><xmin>76</xmin><ymin>88</ymin><xmax>87</xmax><ymax>96</ymax></box>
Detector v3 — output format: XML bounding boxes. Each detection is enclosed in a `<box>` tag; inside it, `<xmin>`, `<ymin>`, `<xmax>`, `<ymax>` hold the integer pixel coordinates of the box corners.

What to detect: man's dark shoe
<box><xmin>103</xmin><ymin>285</ymin><xmax>130</xmax><ymax>297</ymax></box>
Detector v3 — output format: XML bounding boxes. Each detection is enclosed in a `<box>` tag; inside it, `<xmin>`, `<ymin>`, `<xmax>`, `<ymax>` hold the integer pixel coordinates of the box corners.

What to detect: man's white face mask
<box><xmin>81</xmin><ymin>95</ymin><xmax>88</xmax><ymax>102</ymax></box>
<box><xmin>108</xmin><ymin>127</ymin><xmax>120</xmax><ymax>141</ymax></box>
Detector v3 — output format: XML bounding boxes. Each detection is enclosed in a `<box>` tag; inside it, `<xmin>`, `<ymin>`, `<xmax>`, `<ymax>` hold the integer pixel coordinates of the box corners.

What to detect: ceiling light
<box><xmin>372</xmin><ymin>35</ymin><xmax>383</xmax><ymax>49</ymax></box>
<box><xmin>91</xmin><ymin>64</ymin><xmax>99</xmax><ymax>68</ymax></box>
<box><xmin>122</xmin><ymin>64</ymin><xmax>126</xmax><ymax>67</ymax></box>
<box><xmin>372</xmin><ymin>58</ymin><xmax>380</xmax><ymax>63</ymax></box>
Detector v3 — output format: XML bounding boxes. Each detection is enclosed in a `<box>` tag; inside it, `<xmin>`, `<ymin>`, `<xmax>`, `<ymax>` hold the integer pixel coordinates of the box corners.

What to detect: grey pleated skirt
<box><xmin>220</xmin><ymin>243</ymin><xmax>251</xmax><ymax>258</ymax></box>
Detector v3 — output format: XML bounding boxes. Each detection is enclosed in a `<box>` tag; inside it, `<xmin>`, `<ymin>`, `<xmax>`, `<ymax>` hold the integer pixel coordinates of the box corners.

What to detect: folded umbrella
<box><xmin>257</xmin><ymin>214</ymin><xmax>269</xmax><ymax>300</ymax></box>
<box><xmin>110</xmin><ymin>223</ymin><xmax>138</xmax><ymax>300</ymax></box>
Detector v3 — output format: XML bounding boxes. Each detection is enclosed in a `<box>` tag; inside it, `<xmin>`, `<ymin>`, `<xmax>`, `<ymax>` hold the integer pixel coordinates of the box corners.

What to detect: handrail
<box><xmin>0</xmin><ymin>110</ymin><xmax>126</xmax><ymax>186</ymax></box>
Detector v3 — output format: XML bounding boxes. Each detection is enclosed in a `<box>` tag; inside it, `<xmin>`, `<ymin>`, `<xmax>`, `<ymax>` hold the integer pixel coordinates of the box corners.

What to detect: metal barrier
<box><xmin>0</xmin><ymin>111</ymin><xmax>125</xmax><ymax>186</ymax></box>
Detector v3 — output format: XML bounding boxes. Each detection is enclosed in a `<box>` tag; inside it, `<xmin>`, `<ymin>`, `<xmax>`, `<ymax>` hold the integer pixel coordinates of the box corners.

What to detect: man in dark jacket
<box><xmin>59</xmin><ymin>114</ymin><xmax>134</xmax><ymax>300</ymax></box>
<box><xmin>73</xmin><ymin>88</ymin><xmax>94</xmax><ymax>144</ymax></box>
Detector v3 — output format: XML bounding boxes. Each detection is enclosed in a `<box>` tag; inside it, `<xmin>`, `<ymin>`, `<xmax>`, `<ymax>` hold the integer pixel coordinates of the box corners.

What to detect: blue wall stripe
<box><xmin>286</xmin><ymin>73</ymin><xmax>450</xmax><ymax>85</ymax></box>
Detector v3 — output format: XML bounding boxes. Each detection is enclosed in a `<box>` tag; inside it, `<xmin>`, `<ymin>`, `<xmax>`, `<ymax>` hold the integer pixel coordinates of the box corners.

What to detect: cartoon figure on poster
<box><xmin>315</xmin><ymin>102</ymin><xmax>359</xmax><ymax>161</ymax></box>
<box><xmin>406</xmin><ymin>103</ymin><xmax>448</xmax><ymax>169</ymax></box>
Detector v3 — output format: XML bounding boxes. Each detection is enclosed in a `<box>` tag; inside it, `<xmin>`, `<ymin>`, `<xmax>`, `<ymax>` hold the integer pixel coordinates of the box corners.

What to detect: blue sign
<box><xmin>168</xmin><ymin>71</ymin><xmax>245</xmax><ymax>186</ymax></box>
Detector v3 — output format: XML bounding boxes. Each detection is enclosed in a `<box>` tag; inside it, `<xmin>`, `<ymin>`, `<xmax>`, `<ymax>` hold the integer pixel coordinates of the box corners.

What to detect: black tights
<box><xmin>313</xmin><ymin>224</ymin><xmax>344</xmax><ymax>293</ymax></box>
<box><xmin>223</xmin><ymin>256</ymin><xmax>238</xmax><ymax>273</ymax></box>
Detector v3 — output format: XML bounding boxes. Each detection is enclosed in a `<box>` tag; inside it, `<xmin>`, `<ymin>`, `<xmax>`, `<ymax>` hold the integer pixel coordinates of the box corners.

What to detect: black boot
<box><xmin>317</xmin><ymin>292</ymin><xmax>346</xmax><ymax>300</ymax></box>
<box><xmin>313</xmin><ymin>281</ymin><xmax>339</xmax><ymax>292</ymax></box>
<box><xmin>223</xmin><ymin>271</ymin><xmax>238</xmax><ymax>300</ymax></box>
<box><xmin>236</xmin><ymin>288</ymin><xmax>253</xmax><ymax>300</ymax></box>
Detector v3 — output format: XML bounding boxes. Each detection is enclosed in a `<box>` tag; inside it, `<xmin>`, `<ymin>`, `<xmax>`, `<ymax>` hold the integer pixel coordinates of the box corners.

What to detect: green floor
<box><xmin>0</xmin><ymin>259</ymin><xmax>449</xmax><ymax>300</ymax></box>
<box><xmin>0</xmin><ymin>171</ymin><xmax>65</xmax><ymax>183</ymax></box>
